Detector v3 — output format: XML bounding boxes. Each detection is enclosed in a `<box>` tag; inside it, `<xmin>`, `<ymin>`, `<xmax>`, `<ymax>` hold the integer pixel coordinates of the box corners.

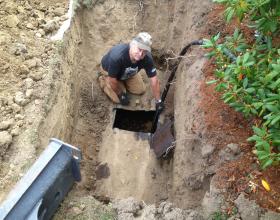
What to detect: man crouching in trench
<box><xmin>98</xmin><ymin>32</ymin><xmax>164</xmax><ymax>111</ymax></box>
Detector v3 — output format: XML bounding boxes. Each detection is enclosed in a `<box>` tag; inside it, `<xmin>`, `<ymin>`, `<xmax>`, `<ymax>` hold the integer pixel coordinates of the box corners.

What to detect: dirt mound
<box><xmin>0</xmin><ymin>0</ymin><xmax>68</xmax><ymax>202</ymax></box>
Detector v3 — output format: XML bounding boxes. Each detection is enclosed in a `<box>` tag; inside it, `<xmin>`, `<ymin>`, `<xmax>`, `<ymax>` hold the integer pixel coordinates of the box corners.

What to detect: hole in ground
<box><xmin>113</xmin><ymin>108</ymin><xmax>156</xmax><ymax>133</ymax></box>
<box><xmin>44</xmin><ymin>0</ymin><xmax>213</xmax><ymax>212</ymax></box>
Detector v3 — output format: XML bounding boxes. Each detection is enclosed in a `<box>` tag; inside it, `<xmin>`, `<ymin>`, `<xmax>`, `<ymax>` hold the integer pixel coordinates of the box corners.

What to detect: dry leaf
<box><xmin>261</xmin><ymin>179</ymin><xmax>271</xmax><ymax>191</ymax></box>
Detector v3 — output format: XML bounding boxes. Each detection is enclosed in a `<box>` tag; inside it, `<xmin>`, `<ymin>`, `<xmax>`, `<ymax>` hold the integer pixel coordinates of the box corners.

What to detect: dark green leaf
<box><xmin>225</xmin><ymin>7</ymin><xmax>235</xmax><ymax>22</ymax></box>
<box><xmin>261</xmin><ymin>159</ymin><xmax>273</xmax><ymax>169</ymax></box>
<box><xmin>270</xmin><ymin>115</ymin><xmax>280</xmax><ymax>126</ymax></box>
<box><xmin>246</xmin><ymin>88</ymin><xmax>255</xmax><ymax>93</ymax></box>
<box><xmin>243</xmin><ymin>77</ymin><xmax>248</xmax><ymax>88</ymax></box>
<box><xmin>243</xmin><ymin>52</ymin><xmax>250</xmax><ymax>64</ymax></box>
<box><xmin>247</xmin><ymin>135</ymin><xmax>262</xmax><ymax>142</ymax></box>
<box><xmin>253</xmin><ymin>126</ymin><xmax>266</xmax><ymax>137</ymax></box>
<box><xmin>213</xmin><ymin>33</ymin><xmax>220</xmax><ymax>42</ymax></box>
<box><xmin>265</xmin><ymin>104</ymin><xmax>279</xmax><ymax>113</ymax></box>
<box><xmin>206</xmin><ymin>79</ymin><xmax>218</xmax><ymax>85</ymax></box>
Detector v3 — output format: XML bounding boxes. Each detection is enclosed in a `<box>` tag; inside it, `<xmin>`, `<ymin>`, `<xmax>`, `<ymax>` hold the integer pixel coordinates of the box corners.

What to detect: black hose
<box><xmin>222</xmin><ymin>48</ymin><xmax>236</xmax><ymax>62</ymax></box>
<box><xmin>151</xmin><ymin>40</ymin><xmax>204</xmax><ymax>133</ymax></box>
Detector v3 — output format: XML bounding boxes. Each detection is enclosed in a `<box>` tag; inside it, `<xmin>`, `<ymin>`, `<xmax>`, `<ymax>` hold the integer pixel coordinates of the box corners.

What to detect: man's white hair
<box><xmin>130</xmin><ymin>32</ymin><xmax>152</xmax><ymax>52</ymax></box>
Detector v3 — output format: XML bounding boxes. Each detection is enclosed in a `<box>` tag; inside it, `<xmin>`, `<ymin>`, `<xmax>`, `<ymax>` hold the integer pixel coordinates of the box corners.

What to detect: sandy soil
<box><xmin>0</xmin><ymin>0</ymin><xmax>279</xmax><ymax>219</ymax></box>
<box><xmin>65</xmin><ymin>0</ymin><xmax>215</xmax><ymax>210</ymax></box>
<box><xmin>0</xmin><ymin>0</ymin><xmax>69</xmax><ymax>202</ymax></box>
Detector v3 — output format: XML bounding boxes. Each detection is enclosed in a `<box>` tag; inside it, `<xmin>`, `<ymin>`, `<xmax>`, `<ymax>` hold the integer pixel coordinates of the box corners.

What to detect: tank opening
<box><xmin>112</xmin><ymin>108</ymin><xmax>157</xmax><ymax>133</ymax></box>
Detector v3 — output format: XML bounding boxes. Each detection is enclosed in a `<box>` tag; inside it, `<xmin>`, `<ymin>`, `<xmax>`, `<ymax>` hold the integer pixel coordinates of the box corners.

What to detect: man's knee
<box><xmin>98</xmin><ymin>74</ymin><xmax>121</xmax><ymax>103</ymax></box>
<box><xmin>125</xmin><ymin>73</ymin><xmax>146</xmax><ymax>95</ymax></box>
<box><xmin>130</xmin><ymin>83</ymin><xmax>146</xmax><ymax>95</ymax></box>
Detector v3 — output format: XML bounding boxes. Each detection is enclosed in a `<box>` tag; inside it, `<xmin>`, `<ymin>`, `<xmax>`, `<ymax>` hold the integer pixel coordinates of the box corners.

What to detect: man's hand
<box><xmin>155</xmin><ymin>99</ymin><xmax>164</xmax><ymax>113</ymax></box>
<box><xmin>118</xmin><ymin>92</ymin><xmax>129</xmax><ymax>105</ymax></box>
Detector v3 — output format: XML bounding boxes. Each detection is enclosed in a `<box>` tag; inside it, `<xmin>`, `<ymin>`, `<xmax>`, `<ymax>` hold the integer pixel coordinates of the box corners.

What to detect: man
<box><xmin>98</xmin><ymin>32</ymin><xmax>164</xmax><ymax>111</ymax></box>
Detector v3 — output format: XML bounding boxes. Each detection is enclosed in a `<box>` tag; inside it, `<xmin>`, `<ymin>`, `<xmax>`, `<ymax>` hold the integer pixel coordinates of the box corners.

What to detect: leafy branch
<box><xmin>204</xmin><ymin>0</ymin><xmax>280</xmax><ymax>169</ymax></box>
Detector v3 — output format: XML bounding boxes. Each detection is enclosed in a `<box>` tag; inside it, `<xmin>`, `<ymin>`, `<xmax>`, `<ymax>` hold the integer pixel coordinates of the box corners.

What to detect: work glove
<box><xmin>118</xmin><ymin>92</ymin><xmax>129</xmax><ymax>106</ymax></box>
<box><xmin>155</xmin><ymin>99</ymin><xmax>164</xmax><ymax>113</ymax></box>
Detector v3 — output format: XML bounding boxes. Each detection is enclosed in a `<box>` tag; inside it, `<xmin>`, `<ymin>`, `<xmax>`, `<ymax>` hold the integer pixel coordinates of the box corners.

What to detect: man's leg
<box><xmin>97</xmin><ymin>68</ymin><xmax>125</xmax><ymax>103</ymax></box>
<box><xmin>125</xmin><ymin>70</ymin><xmax>146</xmax><ymax>95</ymax></box>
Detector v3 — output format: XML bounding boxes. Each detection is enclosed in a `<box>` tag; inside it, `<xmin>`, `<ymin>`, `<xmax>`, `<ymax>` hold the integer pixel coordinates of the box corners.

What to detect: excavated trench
<box><xmin>39</xmin><ymin>0</ymin><xmax>214</xmax><ymax>212</ymax></box>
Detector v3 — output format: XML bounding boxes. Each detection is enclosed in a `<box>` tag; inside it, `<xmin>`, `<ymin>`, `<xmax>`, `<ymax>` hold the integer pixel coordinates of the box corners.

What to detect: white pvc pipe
<box><xmin>51</xmin><ymin>0</ymin><xmax>74</xmax><ymax>41</ymax></box>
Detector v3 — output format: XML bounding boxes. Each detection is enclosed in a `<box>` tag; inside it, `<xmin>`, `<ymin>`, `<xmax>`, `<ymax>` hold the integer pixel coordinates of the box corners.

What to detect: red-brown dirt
<box><xmin>200</xmin><ymin>5</ymin><xmax>280</xmax><ymax>213</ymax></box>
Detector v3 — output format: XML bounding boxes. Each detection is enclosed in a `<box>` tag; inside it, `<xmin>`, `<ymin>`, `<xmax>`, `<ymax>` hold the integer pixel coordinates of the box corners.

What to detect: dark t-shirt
<box><xmin>101</xmin><ymin>43</ymin><xmax>156</xmax><ymax>80</ymax></box>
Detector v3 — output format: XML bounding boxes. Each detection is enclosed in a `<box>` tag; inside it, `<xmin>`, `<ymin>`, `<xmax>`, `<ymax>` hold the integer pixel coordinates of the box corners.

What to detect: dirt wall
<box><xmin>37</xmin><ymin>14</ymin><xmax>84</xmax><ymax>148</ymax></box>
<box><xmin>42</xmin><ymin>0</ymin><xmax>215</xmax><ymax>211</ymax></box>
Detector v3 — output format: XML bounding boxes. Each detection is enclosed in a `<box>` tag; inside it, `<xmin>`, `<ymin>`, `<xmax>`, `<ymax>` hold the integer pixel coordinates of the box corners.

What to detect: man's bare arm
<box><xmin>150</xmin><ymin>76</ymin><xmax>161</xmax><ymax>101</ymax></box>
<box><xmin>108</xmin><ymin>76</ymin><xmax>122</xmax><ymax>95</ymax></box>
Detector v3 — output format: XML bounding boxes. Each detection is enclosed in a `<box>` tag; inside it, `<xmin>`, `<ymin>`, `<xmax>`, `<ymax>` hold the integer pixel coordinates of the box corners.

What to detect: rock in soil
<box><xmin>0</xmin><ymin>131</ymin><xmax>12</xmax><ymax>156</ymax></box>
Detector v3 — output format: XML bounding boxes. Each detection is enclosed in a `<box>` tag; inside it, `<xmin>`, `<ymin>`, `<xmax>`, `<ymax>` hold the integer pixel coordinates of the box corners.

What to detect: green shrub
<box><xmin>204</xmin><ymin>0</ymin><xmax>280</xmax><ymax>169</ymax></box>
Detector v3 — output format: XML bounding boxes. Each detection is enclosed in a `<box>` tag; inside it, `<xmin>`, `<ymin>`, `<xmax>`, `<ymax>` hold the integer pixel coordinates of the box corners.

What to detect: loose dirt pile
<box><xmin>0</xmin><ymin>0</ymin><xmax>69</xmax><ymax>202</ymax></box>
<box><xmin>0</xmin><ymin>0</ymin><xmax>279</xmax><ymax>219</ymax></box>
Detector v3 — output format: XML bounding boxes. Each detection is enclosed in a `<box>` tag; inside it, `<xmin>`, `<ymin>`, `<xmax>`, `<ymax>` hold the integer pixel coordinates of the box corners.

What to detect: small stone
<box><xmin>261</xmin><ymin>211</ymin><xmax>280</xmax><ymax>220</ymax></box>
<box><xmin>17</xmin><ymin>6</ymin><xmax>25</xmax><ymax>14</ymax></box>
<box><xmin>80</xmin><ymin>204</ymin><xmax>86</xmax><ymax>210</ymax></box>
<box><xmin>24</xmin><ymin>1</ymin><xmax>32</xmax><ymax>10</ymax></box>
<box><xmin>25</xmin><ymin>89</ymin><xmax>33</xmax><ymax>98</ymax></box>
<box><xmin>29</xmin><ymin>71</ymin><xmax>43</xmax><ymax>81</ymax></box>
<box><xmin>25</xmin><ymin>59</ymin><xmax>37</xmax><ymax>69</ymax></box>
<box><xmin>0</xmin><ymin>31</ymin><xmax>11</xmax><ymax>45</ymax></box>
<box><xmin>11</xmin><ymin>103</ymin><xmax>21</xmax><ymax>113</ymax></box>
<box><xmin>0</xmin><ymin>120</ymin><xmax>14</xmax><ymax>130</ymax></box>
<box><xmin>184</xmin><ymin>172</ymin><xmax>205</xmax><ymax>190</ymax></box>
<box><xmin>135</xmin><ymin>99</ymin><xmax>140</xmax><ymax>105</ymax></box>
<box><xmin>60</xmin><ymin>14</ymin><xmax>68</xmax><ymax>22</ymax></box>
<box><xmin>15</xmin><ymin>114</ymin><xmax>25</xmax><ymax>120</ymax></box>
<box><xmin>10</xmin><ymin>43</ymin><xmax>27</xmax><ymax>56</ymax></box>
<box><xmin>71</xmin><ymin>206</ymin><xmax>83</xmax><ymax>215</ymax></box>
<box><xmin>53</xmin><ymin>16</ymin><xmax>61</xmax><ymax>23</ymax></box>
<box><xmin>11</xmin><ymin>127</ymin><xmax>20</xmax><ymax>136</ymax></box>
<box><xmin>1</xmin><ymin>63</ymin><xmax>10</xmax><ymax>74</ymax></box>
<box><xmin>34</xmin><ymin>10</ymin><xmax>45</xmax><ymax>19</ymax></box>
<box><xmin>234</xmin><ymin>193</ymin><xmax>261</xmax><ymax>220</ymax></box>
<box><xmin>34</xmin><ymin>99</ymin><xmax>41</xmax><ymax>105</ymax></box>
<box><xmin>43</xmin><ymin>20</ymin><xmax>59</xmax><ymax>34</ymax></box>
<box><xmin>17</xmin><ymin>120</ymin><xmax>24</xmax><ymax>127</ymax></box>
<box><xmin>38</xmin><ymin>29</ymin><xmax>45</xmax><ymax>36</ymax></box>
<box><xmin>227</xmin><ymin>143</ymin><xmax>240</xmax><ymax>155</ymax></box>
<box><xmin>24</xmin><ymin>78</ymin><xmax>34</xmax><ymax>89</ymax></box>
<box><xmin>14</xmin><ymin>92</ymin><xmax>27</xmax><ymax>106</ymax></box>
<box><xmin>5</xmin><ymin>106</ymin><xmax>12</xmax><ymax>113</ymax></box>
<box><xmin>0</xmin><ymin>131</ymin><xmax>12</xmax><ymax>154</ymax></box>
<box><xmin>26</xmin><ymin>23</ymin><xmax>35</xmax><ymax>30</ymax></box>
<box><xmin>39</xmin><ymin>2</ymin><xmax>47</xmax><ymax>11</ymax></box>
<box><xmin>6</xmin><ymin>15</ymin><xmax>20</xmax><ymax>28</ymax></box>
<box><xmin>201</xmin><ymin>144</ymin><xmax>215</xmax><ymax>158</ymax></box>
<box><xmin>35</xmin><ymin>33</ymin><xmax>42</xmax><ymax>38</ymax></box>
<box><xmin>34</xmin><ymin>58</ymin><xmax>42</xmax><ymax>67</ymax></box>
<box><xmin>18</xmin><ymin>64</ymin><xmax>29</xmax><ymax>75</ymax></box>
<box><xmin>53</xmin><ymin>7</ymin><xmax>65</xmax><ymax>16</ymax></box>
